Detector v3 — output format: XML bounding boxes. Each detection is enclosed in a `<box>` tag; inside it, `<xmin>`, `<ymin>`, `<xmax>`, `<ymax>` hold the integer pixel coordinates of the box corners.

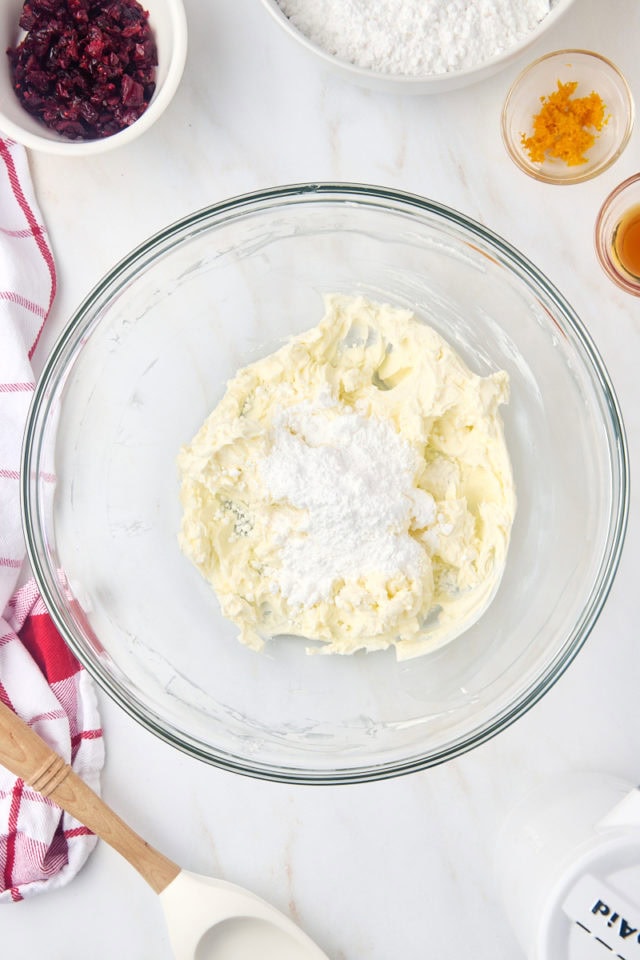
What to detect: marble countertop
<box><xmin>4</xmin><ymin>0</ymin><xmax>640</xmax><ymax>957</ymax></box>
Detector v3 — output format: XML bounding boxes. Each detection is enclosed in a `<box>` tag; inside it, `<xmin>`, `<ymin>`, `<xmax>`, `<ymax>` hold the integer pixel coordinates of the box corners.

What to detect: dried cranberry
<box><xmin>7</xmin><ymin>0</ymin><xmax>158</xmax><ymax>141</ymax></box>
<box><xmin>120</xmin><ymin>73</ymin><xmax>143</xmax><ymax>106</ymax></box>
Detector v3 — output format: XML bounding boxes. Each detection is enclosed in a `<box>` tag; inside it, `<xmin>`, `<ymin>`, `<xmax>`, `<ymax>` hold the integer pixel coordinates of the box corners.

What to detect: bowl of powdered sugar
<box><xmin>259</xmin><ymin>0</ymin><xmax>577</xmax><ymax>93</ymax></box>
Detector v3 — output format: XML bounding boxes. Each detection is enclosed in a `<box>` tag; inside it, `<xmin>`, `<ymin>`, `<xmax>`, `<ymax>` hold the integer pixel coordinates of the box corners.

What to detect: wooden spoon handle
<box><xmin>0</xmin><ymin>698</ymin><xmax>180</xmax><ymax>894</ymax></box>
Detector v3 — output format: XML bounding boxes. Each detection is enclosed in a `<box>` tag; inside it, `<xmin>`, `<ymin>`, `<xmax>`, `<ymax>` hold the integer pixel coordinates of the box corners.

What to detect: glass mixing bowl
<box><xmin>22</xmin><ymin>184</ymin><xmax>628</xmax><ymax>784</ymax></box>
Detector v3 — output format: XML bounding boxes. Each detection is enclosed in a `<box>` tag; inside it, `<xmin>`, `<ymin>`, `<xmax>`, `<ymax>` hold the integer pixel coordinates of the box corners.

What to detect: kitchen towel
<box><xmin>0</xmin><ymin>137</ymin><xmax>104</xmax><ymax>902</ymax></box>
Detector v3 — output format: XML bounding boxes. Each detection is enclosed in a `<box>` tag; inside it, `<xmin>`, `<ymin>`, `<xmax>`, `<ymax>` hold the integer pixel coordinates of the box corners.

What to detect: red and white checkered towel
<box><xmin>0</xmin><ymin>583</ymin><xmax>104</xmax><ymax>902</ymax></box>
<box><xmin>0</xmin><ymin>138</ymin><xmax>104</xmax><ymax>902</ymax></box>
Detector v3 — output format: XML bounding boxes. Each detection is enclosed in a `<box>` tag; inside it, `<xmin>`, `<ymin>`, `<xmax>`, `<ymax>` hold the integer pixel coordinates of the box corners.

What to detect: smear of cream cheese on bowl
<box><xmin>177</xmin><ymin>293</ymin><xmax>516</xmax><ymax>660</ymax></box>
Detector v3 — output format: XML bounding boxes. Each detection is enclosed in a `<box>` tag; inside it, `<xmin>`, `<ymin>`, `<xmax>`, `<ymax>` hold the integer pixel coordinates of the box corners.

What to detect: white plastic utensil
<box><xmin>0</xmin><ymin>699</ymin><xmax>330</xmax><ymax>960</ymax></box>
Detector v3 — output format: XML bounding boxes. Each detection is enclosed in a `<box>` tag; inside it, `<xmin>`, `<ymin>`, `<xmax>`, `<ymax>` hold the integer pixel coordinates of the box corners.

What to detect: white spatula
<box><xmin>0</xmin><ymin>698</ymin><xmax>331</xmax><ymax>960</ymax></box>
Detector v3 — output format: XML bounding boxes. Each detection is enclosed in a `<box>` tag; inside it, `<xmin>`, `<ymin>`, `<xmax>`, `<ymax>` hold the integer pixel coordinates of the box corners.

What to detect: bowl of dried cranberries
<box><xmin>0</xmin><ymin>0</ymin><xmax>187</xmax><ymax>154</ymax></box>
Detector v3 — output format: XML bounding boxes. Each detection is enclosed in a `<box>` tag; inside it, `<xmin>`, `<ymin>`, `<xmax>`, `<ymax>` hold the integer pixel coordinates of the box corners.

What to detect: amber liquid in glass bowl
<box><xmin>612</xmin><ymin>204</ymin><xmax>640</xmax><ymax>279</ymax></box>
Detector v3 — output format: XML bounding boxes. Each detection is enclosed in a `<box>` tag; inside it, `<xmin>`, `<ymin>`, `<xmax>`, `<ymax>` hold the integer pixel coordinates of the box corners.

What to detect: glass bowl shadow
<box><xmin>22</xmin><ymin>184</ymin><xmax>628</xmax><ymax>784</ymax></box>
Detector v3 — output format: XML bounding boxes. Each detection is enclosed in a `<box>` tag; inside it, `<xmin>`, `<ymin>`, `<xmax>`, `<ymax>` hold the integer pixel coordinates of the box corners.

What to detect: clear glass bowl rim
<box><xmin>21</xmin><ymin>182</ymin><xmax>630</xmax><ymax>784</ymax></box>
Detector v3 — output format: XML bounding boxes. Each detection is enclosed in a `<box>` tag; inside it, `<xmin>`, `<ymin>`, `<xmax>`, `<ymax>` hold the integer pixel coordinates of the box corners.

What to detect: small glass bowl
<box><xmin>595</xmin><ymin>173</ymin><xmax>640</xmax><ymax>295</ymax></box>
<box><xmin>502</xmin><ymin>50</ymin><xmax>634</xmax><ymax>185</ymax></box>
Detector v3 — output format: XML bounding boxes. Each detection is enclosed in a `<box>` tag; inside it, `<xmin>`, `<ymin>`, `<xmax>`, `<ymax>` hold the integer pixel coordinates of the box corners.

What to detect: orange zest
<box><xmin>521</xmin><ymin>80</ymin><xmax>608</xmax><ymax>166</ymax></box>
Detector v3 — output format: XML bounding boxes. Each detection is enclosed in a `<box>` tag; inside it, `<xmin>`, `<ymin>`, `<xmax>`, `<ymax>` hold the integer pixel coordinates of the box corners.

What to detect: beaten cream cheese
<box><xmin>178</xmin><ymin>294</ymin><xmax>516</xmax><ymax>659</ymax></box>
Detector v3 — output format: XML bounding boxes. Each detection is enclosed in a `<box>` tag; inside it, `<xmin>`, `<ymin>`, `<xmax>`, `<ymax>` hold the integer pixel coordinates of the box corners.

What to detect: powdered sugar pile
<box><xmin>276</xmin><ymin>0</ymin><xmax>553</xmax><ymax>76</ymax></box>
<box><xmin>259</xmin><ymin>396</ymin><xmax>439</xmax><ymax>608</ymax></box>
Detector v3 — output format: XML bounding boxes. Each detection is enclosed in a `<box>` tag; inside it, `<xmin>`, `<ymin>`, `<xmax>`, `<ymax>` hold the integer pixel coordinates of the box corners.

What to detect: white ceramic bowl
<box><xmin>0</xmin><ymin>0</ymin><xmax>187</xmax><ymax>155</ymax></box>
<box><xmin>258</xmin><ymin>0</ymin><xmax>577</xmax><ymax>94</ymax></box>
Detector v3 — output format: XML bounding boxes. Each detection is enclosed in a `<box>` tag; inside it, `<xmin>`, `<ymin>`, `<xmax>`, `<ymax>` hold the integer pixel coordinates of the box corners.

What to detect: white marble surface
<box><xmin>4</xmin><ymin>0</ymin><xmax>640</xmax><ymax>957</ymax></box>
